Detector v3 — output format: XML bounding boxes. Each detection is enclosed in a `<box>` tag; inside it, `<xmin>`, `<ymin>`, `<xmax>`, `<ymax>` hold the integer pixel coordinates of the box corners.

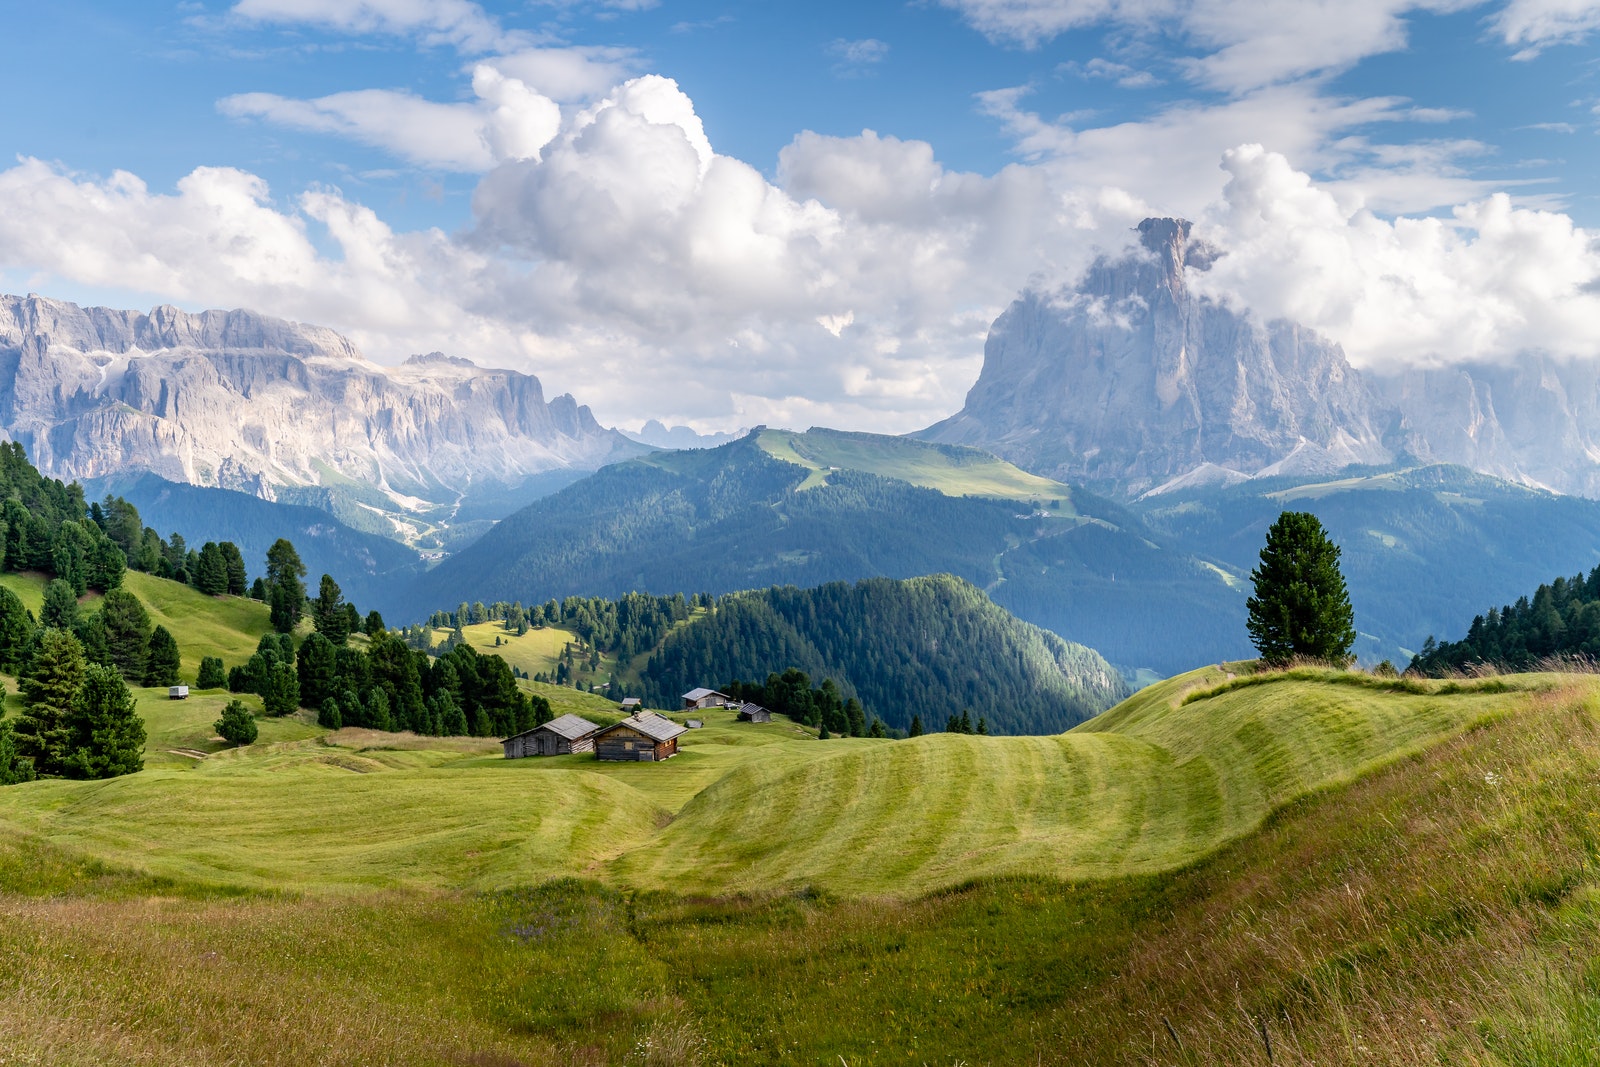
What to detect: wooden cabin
<box><xmin>595</xmin><ymin>711</ymin><xmax>687</xmax><ymax>762</ymax></box>
<box><xmin>682</xmin><ymin>687</ymin><xmax>733</xmax><ymax>710</ymax></box>
<box><xmin>735</xmin><ymin>702</ymin><xmax>771</xmax><ymax>723</ymax></box>
<box><xmin>502</xmin><ymin>714</ymin><xmax>601</xmax><ymax>759</ymax></box>
<box><xmin>619</xmin><ymin>697</ymin><xmax>643</xmax><ymax>711</ymax></box>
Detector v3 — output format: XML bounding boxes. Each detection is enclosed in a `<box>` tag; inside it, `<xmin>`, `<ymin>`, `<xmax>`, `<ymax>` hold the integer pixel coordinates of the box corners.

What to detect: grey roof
<box><xmin>682</xmin><ymin>687</ymin><xmax>730</xmax><ymax>702</ymax></box>
<box><xmin>598</xmin><ymin>711</ymin><xmax>687</xmax><ymax>743</ymax></box>
<box><xmin>621</xmin><ymin>697</ymin><xmax>642</xmax><ymax>707</ymax></box>
<box><xmin>738</xmin><ymin>702</ymin><xmax>769</xmax><ymax>717</ymax></box>
<box><xmin>503</xmin><ymin>714</ymin><xmax>600</xmax><ymax>744</ymax></box>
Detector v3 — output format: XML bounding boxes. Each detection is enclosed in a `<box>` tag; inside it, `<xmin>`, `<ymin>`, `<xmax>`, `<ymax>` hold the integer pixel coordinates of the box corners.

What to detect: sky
<box><xmin>1</xmin><ymin>0</ymin><xmax>1598</xmax><ymax>434</ymax></box>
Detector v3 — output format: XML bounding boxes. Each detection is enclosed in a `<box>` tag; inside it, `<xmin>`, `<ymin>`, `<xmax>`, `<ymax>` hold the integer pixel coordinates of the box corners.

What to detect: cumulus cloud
<box><xmin>490</xmin><ymin>46</ymin><xmax>645</xmax><ymax>102</ymax></box>
<box><xmin>218</xmin><ymin>67</ymin><xmax>561</xmax><ymax>172</ymax></box>
<box><xmin>1193</xmin><ymin>144</ymin><xmax>1600</xmax><ymax>370</ymax></box>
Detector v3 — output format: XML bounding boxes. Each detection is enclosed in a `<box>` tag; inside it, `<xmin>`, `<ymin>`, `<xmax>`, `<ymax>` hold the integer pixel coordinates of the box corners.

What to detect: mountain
<box><xmin>397</xmin><ymin>427</ymin><xmax>1250</xmax><ymax>675</ymax></box>
<box><xmin>397</xmin><ymin>426</ymin><xmax>1600</xmax><ymax>676</ymax></box>
<box><xmin>0</xmin><ymin>295</ymin><xmax>647</xmax><ymax>546</ymax></box>
<box><xmin>637</xmin><ymin>575</ymin><xmax>1129</xmax><ymax>734</ymax></box>
<box><xmin>920</xmin><ymin>219</ymin><xmax>1397</xmax><ymax>496</ymax></box>
<box><xmin>921</xmin><ymin>217</ymin><xmax>1600</xmax><ymax>499</ymax></box>
<box><xmin>622</xmin><ymin>419</ymin><xmax>747</xmax><ymax>450</ymax></box>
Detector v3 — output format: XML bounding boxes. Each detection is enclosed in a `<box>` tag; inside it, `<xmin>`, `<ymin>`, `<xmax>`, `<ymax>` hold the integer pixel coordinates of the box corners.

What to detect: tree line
<box><xmin>1407</xmin><ymin>566</ymin><xmax>1600</xmax><ymax>675</ymax></box>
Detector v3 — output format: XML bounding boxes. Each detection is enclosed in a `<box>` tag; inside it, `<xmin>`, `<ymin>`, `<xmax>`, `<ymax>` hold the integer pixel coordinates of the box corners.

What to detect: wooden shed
<box><xmin>681</xmin><ymin>687</ymin><xmax>733</xmax><ymax>710</ymax></box>
<box><xmin>502</xmin><ymin>714</ymin><xmax>601</xmax><ymax>759</ymax></box>
<box><xmin>620</xmin><ymin>697</ymin><xmax>643</xmax><ymax>710</ymax></box>
<box><xmin>595</xmin><ymin>711</ymin><xmax>687</xmax><ymax>762</ymax></box>
<box><xmin>735</xmin><ymin>702</ymin><xmax>771</xmax><ymax>723</ymax></box>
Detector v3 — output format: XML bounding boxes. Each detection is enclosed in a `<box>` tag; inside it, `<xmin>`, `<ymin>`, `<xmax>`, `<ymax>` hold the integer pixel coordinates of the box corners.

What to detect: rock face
<box><xmin>0</xmin><ymin>294</ymin><xmax>645</xmax><ymax>523</ymax></box>
<box><xmin>922</xmin><ymin>218</ymin><xmax>1600</xmax><ymax>498</ymax></box>
<box><xmin>922</xmin><ymin>220</ymin><xmax>1397</xmax><ymax>495</ymax></box>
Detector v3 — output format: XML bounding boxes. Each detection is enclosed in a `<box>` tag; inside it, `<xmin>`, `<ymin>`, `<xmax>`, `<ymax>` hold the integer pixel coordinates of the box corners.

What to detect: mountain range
<box><xmin>0</xmin><ymin>294</ymin><xmax>645</xmax><ymax>548</ymax></box>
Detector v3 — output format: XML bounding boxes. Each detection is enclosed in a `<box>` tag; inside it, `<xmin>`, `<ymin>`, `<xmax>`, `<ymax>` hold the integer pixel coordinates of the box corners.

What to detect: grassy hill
<box><xmin>2</xmin><ymin>665</ymin><xmax>1596</xmax><ymax>1065</ymax></box>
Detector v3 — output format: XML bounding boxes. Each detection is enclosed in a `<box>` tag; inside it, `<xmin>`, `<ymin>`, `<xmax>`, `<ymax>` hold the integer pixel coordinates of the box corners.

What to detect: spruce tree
<box><xmin>265</xmin><ymin>539</ymin><xmax>307</xmax><ymax>634</ymax></box>
<box><xmin>220</xmin><ymin>542</ymin><xmax>249</xmax><ymax>596</ymax></box>
<box><xmin>312</xmin><ymin>575</ymin><xmax>351</xmax><ymax>644</ymax></box>
<box><xmin>260</xmin><ymin>661</ymin><xmax>300</xmax><ymax>717</ymax></box>
<box><xmin>1246</xmin><ymin>511</ymin><xmax>1358</xmax><ymax>667</ymax></box>
<box><xmin>144</xmin><ymin>625</ymin><xmax>181</xmax><ymax>687</ymax></box>
<box><xmin>215</xmin><ymin>699</ymin><xmax>258</xmax><ymax>746</ymax></box>
<box><xmin>908</xmin><ymin>714</ymin><xmax>923</xmax><ymax>738</ymax></box>
<box><xmin>194</xmin><ymin>542</ymin><xmax>229</xmax><ymax>595</ymax></box>
<box><xmin>0</xmin><ymin>585</ymin><xmax>35</xmax><ymax>673</ymax></box>
<box><xmin>61</xmin><ymin>664</ymin><xmax>145</xmax><ymax>779</ymax></box>
<box><xmin>100</xmin><ymin>589</ymin><xmax>152</xmax><ymax>682</ymax></box>
<box><xmin>196</xmin><ymin>656</ymin><xmax>227</xmax><ymax>690</ymax></box>
<box><xmin>296</xmin><ymin>631</ymin><xmax>338</xmax><ymax>709</ymax></box>
<box><xmin>16</xmin><ymin>629</ymin><xmax>87</xmax><ymax>776</ymax></box>
<box><xmin>0</xmin><ymin>683</ymin><xmax>36</xmax><ymax>784</ymax></box>
<box><xmin>365</xmin><ymin>610</ymin><xmax>385</xmax><ymax>635</ymax></box>
<box><xmin>317</xmin><ymin>697</ymin><xmax>343</xmax><ymax>730</ymax></box>
<box><xmin>40</xmin><ymin>578</ymin><xmax>79</xmax><ymax>630</ymax></box>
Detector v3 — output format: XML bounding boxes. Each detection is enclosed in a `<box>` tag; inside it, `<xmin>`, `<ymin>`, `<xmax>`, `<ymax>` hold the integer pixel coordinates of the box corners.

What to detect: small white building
<box><xmin>168</xmin><ymin>685</ymin><xmax>189</xmax><ymax>700</ymax></box>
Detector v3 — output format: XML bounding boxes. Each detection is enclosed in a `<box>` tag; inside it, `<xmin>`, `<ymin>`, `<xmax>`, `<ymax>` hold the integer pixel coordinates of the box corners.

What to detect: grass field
<box><xmin>757</xmin><ymin>426</ymin><xmax>1078</xmax><ymax>509</ymax></box>
<box><xmin>4</xmin><ymin>674</ymin><xmax>1600</xmax><ymax>1065</ymax></box>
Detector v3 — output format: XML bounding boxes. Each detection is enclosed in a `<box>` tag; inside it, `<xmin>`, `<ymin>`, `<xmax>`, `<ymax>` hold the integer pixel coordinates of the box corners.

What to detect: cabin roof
<box><xmin>598</xmin><ymin>711</ymin><xmax>687</xmax><ymax>743</ymax></box>
<box><xmin>682</xmin><ymin>687</ymin><xmax>730</xmax><ymax>702</ymax></box>
<box><xmin>503</xmin><ymin>714</ymin><xmax>600</xmax><ymax>743</ymax></box>
<box><xmin>738</xmin><ymin>702</ymin><xmax>768</xmax><ymax>716</ymax></box>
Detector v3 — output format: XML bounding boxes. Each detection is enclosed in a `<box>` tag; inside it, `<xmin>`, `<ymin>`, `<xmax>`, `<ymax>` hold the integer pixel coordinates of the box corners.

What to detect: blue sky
<box><xmin>2</xmin><ymin>0</ymin><xmax>1599</xmax><ymax>431</ymax></box>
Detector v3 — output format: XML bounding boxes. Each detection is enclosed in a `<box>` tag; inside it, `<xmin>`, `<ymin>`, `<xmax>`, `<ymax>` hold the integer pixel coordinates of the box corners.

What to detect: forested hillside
<box><xmin>404</xmin><ymin>432</ymin><xmax>1242</xmax><ymax>675</ymax></box>
<box><xmin>1407</xmin><ymin>566</ymin><xmax>1600</xmax><ymax>674</ymax></box>
<box><xmin>639</xmin><ymin>575</ymin><xmax>1129</xmax><ymax>734</ymax></box>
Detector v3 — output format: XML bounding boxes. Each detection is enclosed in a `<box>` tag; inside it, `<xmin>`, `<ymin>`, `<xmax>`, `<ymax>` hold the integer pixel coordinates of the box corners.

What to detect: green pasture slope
<box><xmin>6</xmin><ymin>623</ymin><xmax>1600</xmax><ymax>1065</ymax></box>
<box><xmin>0</xmin><ymin>643</ymin><xmax>1533</xmax><ymax>896</ymax></box>
<box><xmin>757</xmin><ymin>426</ymin><xmax>1077</xmax><ymax>507</ymax></box>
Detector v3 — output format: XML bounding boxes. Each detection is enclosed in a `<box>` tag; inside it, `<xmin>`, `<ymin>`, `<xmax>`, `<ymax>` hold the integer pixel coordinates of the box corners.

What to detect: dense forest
<box><xmin>639</xmin><ymin>575</ymin><xmax>1130</xmax><ymax>735</ymax></box>
<box><xmin>1406</xmin><ymin>567</ymin><xmax>1600</xmax><ymax>675</ymax></box>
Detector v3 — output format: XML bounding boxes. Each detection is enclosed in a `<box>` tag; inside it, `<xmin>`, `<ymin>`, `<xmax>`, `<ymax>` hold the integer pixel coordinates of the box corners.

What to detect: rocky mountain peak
<box><xmin>918</xmin><ymin>219</ymin><xmax>1395</xmax><ymax>495</ymax></box>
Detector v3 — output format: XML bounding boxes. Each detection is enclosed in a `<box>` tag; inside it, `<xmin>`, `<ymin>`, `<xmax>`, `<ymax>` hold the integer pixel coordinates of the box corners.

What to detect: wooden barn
<box><xmin>682</xmin><ymin>687</ymin><xmax>733</xmax><ymax>710</ymax></box>
<box><xmin>619</xmin><ymin>697</ymin><xmax>643</xmax><ymax>711</ymax></box>
<box><xmin>595</xmin><ymin>711</ymin><xmax>687</xmax><ymax>762</ymax></box>
<box><xmin>735</xmin><ymin>702</ymin><xmax>771</xmax><ymax>723</ymax></box>
<box><xmin>502</xmin><ymin>714</ymin><xmax>601</xmax><ymax>759</ymax></box>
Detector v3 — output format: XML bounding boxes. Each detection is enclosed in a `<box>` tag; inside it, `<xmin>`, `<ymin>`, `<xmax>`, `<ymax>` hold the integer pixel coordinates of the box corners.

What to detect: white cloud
<box><xmin>1193</xmin><ymin>144</ymin><xmax>1600</xmax><ymax>370</ymax></box>
<box><xmin>828</xmin><ymin>38</ymin><xmax>891</xmax><ymax>76</ymax></box>
<box><xmin>1495</xmin><ymin>0</ymin><xmax>1600</xmax><ymax>55</ymax></box>
<box><xmin>218</xmin><ymin>66</ymin><xmax>560</xmax><ymax>172</ymax></box>
<box><xmin>943</xmin><ymin>0</ymin><xmax>1586</xmax><ymax>92</ymax></box>
<box><xmin>1062</xmin><ymin>57</ymin><xmax>1162</xmax><ymax>88</ymax></box>
<box><xmin>230</xmin><ymin>0</ymin><xmax>515</xmax><ymax>52</ymax></box>
<box><xmin>489</xmin><ymin>46</ymin><xmax>645</xmax><ymax>102</ymax></box>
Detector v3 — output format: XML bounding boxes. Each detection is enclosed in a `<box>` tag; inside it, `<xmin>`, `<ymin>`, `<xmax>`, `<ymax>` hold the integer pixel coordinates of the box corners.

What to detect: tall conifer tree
<box><xmin>1246</xmin><ymin>511</ymin><xmax>1357</xmax><ymax>667</ymax></box>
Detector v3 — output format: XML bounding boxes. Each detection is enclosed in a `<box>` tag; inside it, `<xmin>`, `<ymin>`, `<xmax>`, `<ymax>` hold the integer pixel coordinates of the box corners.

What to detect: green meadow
<box><xmin>5</xmin><ymin>571</ymin><xmax>1600</xmax><ymax>1064</ymax></box>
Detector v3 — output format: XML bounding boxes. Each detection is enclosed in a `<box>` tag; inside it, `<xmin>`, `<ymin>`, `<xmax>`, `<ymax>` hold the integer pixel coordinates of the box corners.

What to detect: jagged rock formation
<box><xmin>0</xmin><ymin>295</ymin><xmax>646</xmax><ymax>533</ymax></box>
<box><xmin>922</xmin><ymin>218</ymin><xmax>1600</xmax><ymax>498</ymax></box>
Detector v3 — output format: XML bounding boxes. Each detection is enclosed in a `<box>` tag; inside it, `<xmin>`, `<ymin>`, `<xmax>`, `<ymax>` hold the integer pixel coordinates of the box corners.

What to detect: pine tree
<box><xmin>101</xmin><ymin>589</ymin><xmax>153</xmax><ymax>682</ymax></box>
<box><xmin>0</xmin><ymin>684</ymin><xmax>36</xmax><ymax>784</ymax></box>
<box><xmin>61</xmin><ymin>664</ymin><xmax>145</xmax><ymax>778</ymax></box>
<box><xmin>144</xmin><ymin>625</ymin><xmax>181</xmax><ymax>687</ymax></box>
<box><xmin>908</xmin><ymin>714</ymin><xmax>923</xmax><ymax>738</ymax></box>
<box><xmin>296</xmin><ymin>631</ymin><xmax>338</xmax><ymax>710</ymax></box>
<box><xmin>312</xmin><ymin>574</ymin><xmax>351</xmax><ymax>644</ymax></box>
<box><xmin>219</xmin><ymin>541</ymin><xmax>249</xmax><ymax>596</ymax></box>
<box><xmin>16</xmin><ymin>629</ymin><xmax>87</xmax><ymax>776</ymax></box>
<box><xmin>215</xmin><ymin>699</ymin><xmax>258</xmax><ymax>746</ymax></box>
<box><xmin>0</xmin><ymin>585</ymin><xmax>35</xmax><ymax>674</ymax></box>
<box><xmin>365</xmin><ymin>610</ymin><xmax>385</xmax><ymax>635</ymax></box>
<box><xmin>196</xmin><ymin>656</ymin><xmax>227</xmax><ymax>690</ymax></box>
<box><xmin>868</xmin><ymin>717</ymin><xmax>886</xmax><ymax>738</ymax></box>
<box><xmin>367</xmin><ymin>688</ymin><xmax>392</xmax><ymax>731</ymax></box>
<box><xmin>194</xmin><ymin>542</ymin><xmax>228</xmax><ymax>595</ymax></box>
<box><xmin>40</xmin><ymin>578</ymin><xmax>79</xmax><ymax>631</ymax></box>
<box><xmin>260</xmin><ymin>661</ymin><xmax>300</xmax><ymax>717</ymax></box>
<box><xmin>1246</xmin><ymin>511</ymin><xmax>1358</xmax><ymax>667</ymax></box>
<box><xmin>265</xmin><ymin>539</ymin><xmax>307</xmax><ymax>634</ymax></box>
<box><xmin>318</xmin><ymin>697</ymin><xmax>343</xmax><ymax>730</ymax></box>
